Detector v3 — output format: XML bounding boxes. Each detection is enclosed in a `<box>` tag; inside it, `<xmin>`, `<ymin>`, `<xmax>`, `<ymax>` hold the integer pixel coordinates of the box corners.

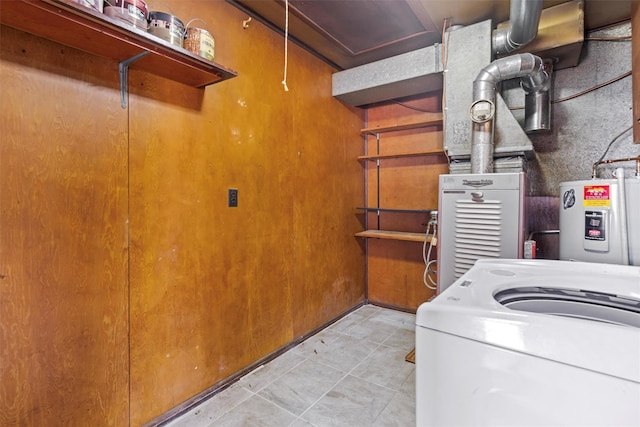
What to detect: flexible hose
<box><xmin>423</xmin><ymin>222</ymin><xmax>438</xmax><ymax>290</ymax></box>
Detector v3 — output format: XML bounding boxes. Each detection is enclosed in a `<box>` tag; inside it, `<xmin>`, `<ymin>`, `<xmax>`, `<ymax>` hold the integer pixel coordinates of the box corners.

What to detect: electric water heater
<box><xmin>559</xmin><ymin>177</ymin><xmax>640</xmax><ymax>266</ymax></box>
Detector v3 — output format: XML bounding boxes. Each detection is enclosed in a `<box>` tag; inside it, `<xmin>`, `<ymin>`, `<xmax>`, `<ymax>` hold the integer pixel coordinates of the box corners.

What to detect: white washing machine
<box><xmin>416</xmin><ymin>259</ymin><xmax>640</xmax><ymax>427</ymax></box>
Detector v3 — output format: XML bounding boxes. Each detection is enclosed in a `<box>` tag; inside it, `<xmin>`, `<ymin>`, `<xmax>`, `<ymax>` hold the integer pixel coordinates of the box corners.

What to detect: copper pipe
<box><xmin>591</xmin><ymin>156</ymin><xmax>640</xmax><ymax>178</ymax></box>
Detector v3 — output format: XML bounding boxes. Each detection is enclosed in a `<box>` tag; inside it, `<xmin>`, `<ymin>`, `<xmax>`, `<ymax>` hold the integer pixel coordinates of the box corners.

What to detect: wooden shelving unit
<box><xmin>360</xmin><ymin>115</ymin><xmax>443</xmax><ymax>135</ymax></box>
<box><xmin>355</xmin><ymin>230</ymin><xmax>431</xmax><ymax>243</ymax></box>
<box><xmin>356</xmin><ymin>113</ymin><xmax>443</xmax><ymax>242</ymax></box>
<box><xmin>357</xmin><ymin>207</ymin><xmax>432</xmax><ymax>213</ymax></box>
<box><xmin>358</xmin><ymin>149</ymin><xmax>445</xmax><ymax>161</ymax></box>
<box><xmin>0</xmin><ymin>0</ymin><xmax>238</xmax><ymax>89</ymax></box>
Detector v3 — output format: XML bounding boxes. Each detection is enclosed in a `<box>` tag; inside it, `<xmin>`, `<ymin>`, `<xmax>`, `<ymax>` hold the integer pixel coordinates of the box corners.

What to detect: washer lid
<box><xmin>416</xmin><ymin>259</ymin><xmax>640</xmax><ymax>383</ymax></box>
<box><xmin>494</xmin><ymin>286</ymin><xmax>640</xmax><ymax>327</ymax></box>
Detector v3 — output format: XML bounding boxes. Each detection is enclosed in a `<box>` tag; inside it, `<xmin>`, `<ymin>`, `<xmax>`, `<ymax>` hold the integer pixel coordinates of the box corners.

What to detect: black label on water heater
<box><xmin>585</xmin><ymin>211</ymin><xmax>606</xmax><ymax>241</ymax></box>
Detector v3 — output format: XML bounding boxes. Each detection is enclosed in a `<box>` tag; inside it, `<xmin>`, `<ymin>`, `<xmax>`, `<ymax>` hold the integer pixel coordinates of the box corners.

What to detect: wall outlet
<box><xmin>228</xmin><ymin>188</ymin><xmax>238</xmax><ymax>207</ymax></box>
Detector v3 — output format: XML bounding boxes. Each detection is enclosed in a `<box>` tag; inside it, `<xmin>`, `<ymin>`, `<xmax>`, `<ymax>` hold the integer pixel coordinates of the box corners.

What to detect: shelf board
<box><xmin>358</xmin><ymin>149</ymin><xmax>446</xmax><ymax>160</ymax></box>
<box><xmin>357</xmin><ymin>207</ymin><xmax>435</xmax><ymax>214</ymax></box>
<box><xmin>361</xmin><ymin>115</ymin><xmax>443</xmax><ymax>135</ymax></box>
<box><xmin>355</xmin><ymin>230</ymin><xmax>431</xmax><ymax>243</ymax></box>
<box><xmin>0</xmin><ymin>0</ymin><xmax>238</xmax><ymax>88</ymax></box>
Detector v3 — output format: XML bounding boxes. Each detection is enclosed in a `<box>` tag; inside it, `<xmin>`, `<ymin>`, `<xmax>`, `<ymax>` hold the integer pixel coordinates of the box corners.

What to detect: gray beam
<box><xmin>332</xmin><ymin>46</ymin><xmax>443</xmax><ymax>107</ymax></box>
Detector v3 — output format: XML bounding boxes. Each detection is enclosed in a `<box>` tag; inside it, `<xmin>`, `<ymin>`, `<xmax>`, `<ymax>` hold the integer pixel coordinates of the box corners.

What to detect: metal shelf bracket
<box><xmin>119</xmin><ymin>51</ymin><xmax>150</xmax><ymax>109</ymax></box>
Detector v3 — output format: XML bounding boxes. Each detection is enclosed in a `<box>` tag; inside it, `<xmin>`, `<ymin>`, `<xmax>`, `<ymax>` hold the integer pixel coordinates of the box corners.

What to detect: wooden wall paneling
<box><xmin>289</xmin><ymin>43</ymin><xmax>366</xmax><ymax>337</ymax></box>
<box><xmin>378</xmin><ymin>212</ymin><xmax>430</xmax><ymax>241</ymax></box>
<box><xmin>378</xmin><ymin>157</ymin><xmax>445</xmax><ymax>210</ymax></box>
<box><xmin>380</xmin><ymin>127</ymin><xmax>444</xmax><ymax>155</ymax></box>
<box><xmin>0</xmin><ymin>26</ymin><xmax>129</xmax><ymax>426</ymax></box>
<box><xmin>366</xmin><ymin>94</ymin><xmax>442</xmax><ymax>126</ymax></box>
<box><xmin>365</xmin><ymin>159</ymin><xmax>447</xmax><ymax>213</ymax></box>
<box><xmin>128</xmin><ymin>3</ymin><xmax>289</xmax><ymax>422</ymax></box>
<box><xmin>366</xmin><ymin>163</ymin><xmax>378</xmax><ymax>211</ymax></box>
<box><xmin>366</xmin><ymin>239</ymin><xmax>433</xmax><ymax>308</ymax></box>
<box><xmin>127</xmin><ymin>1</ymin><xmax>364</xmax><ymax>423</ymax></box>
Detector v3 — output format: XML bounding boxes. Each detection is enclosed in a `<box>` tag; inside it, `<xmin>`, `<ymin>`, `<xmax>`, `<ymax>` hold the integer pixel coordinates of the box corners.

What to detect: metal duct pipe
<box><xmin>493</xmin><ymin>0</ymin><xmax>544</xmax><ymax>55</ymax></box>
<box><xmin>522</xmin><ymin>58</ymin><xmax>553</xmax><ymax>132</ymax></box>
<box><xmin>470</xmin><ymin>53</ymin><xmax>549</xmax><ymax>174</ymax></box>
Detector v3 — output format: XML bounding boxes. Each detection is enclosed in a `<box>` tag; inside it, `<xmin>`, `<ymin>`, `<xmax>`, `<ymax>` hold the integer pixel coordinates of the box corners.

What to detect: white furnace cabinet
<box><xmin>437</xmin><ymin>172</ymin><xmax>527</xmax><ymax>293</ymax></box>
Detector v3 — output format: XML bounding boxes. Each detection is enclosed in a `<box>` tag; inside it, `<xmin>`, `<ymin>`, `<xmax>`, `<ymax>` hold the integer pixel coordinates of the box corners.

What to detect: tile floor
<box><xmin>164</xmin><ymin>305</ymin><xmax>417</xmax><ymax>427</ymax></box>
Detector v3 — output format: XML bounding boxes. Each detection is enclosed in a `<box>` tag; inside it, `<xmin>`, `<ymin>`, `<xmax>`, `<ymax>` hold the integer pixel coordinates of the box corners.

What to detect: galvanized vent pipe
<box><xmin>493</xmin><ymin>0</ymin><xmax>544</xmax><ymax>55</ymax></box>
<box><xmin>470</xmin><ymin>53</ymin><xmax>550</xmax><ymax>174</ymax></box>
<box><xmin>522</xmin><ymin>59</ymin><xmax>553</xmax><ymax>132</ymax></box>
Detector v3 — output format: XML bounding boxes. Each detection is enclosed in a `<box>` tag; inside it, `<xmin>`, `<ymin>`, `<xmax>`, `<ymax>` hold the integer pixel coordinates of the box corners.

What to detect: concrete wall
<box><xmin>505</xmin><ymin>22</ymin><xmax>635</xmax><ymax>197</ymax></box>
<box><xmin>502</xmin><ymin>22</ymin><xmax>635</xmax><ymax>259</ymax></box>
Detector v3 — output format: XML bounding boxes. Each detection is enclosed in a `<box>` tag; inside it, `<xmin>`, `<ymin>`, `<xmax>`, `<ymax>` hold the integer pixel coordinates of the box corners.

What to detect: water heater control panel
<box><xmin>560</xmin><ymin>178</ymin><xmax>639</xmax><ymax>266</ymax></box>
<box><xmin>584</xmin><ymin>210</ymin><xmax>608</xmax><ymax>252</ymax></box>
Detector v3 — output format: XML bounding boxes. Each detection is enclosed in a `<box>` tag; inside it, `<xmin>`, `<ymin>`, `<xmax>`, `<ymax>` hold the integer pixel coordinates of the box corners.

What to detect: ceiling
<box><xmin>227</xmin><ymin>0</ymin><xmax>632</xmax><ymax>70</ymax></box>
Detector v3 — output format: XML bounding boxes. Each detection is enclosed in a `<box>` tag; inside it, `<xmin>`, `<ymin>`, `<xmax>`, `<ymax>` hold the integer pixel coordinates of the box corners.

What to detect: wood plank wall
<box><xmin>127</xmin><ymin>2</ymin><xmax>365</xmax><ymax>423</ymax></box>
<box><xmin>0</xmin><ymin>27</ymin><xmax>130</xmax><ymax>425</ymax></box>
<box><xmin>0</xmin><ymin>0</ymin><xmax>365</xmax><ymax>425</ymax></box>
<box><xmin>364</xmin><ymin>94</ymin><xmax>448</xmax><ymax>309</ymax></box>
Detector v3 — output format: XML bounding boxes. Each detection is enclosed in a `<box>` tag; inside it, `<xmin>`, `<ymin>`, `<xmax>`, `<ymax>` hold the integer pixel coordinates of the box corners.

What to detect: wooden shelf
<box><xmin>357</xmin><ymin>207</ymin><xmax>434</xmax><ymax>214</ymax></box>
<box><xmin>358</xmin><ymin>149</ymin><xmax>446</xmax><ymax>160</ymax></box>
<box><xmin>361</xmin><ymin>115</ymin><xmax>443</xmax><ymax>135</ymax></box>
<box><xmin>0</xmin><ymin>0</ymin><xmax>238</xmax><ymax>88</ymax></box>
<box><xmin>355</xmin><ymin>230</ymin><xmax>431</xmax><ymax>243</ymax></box>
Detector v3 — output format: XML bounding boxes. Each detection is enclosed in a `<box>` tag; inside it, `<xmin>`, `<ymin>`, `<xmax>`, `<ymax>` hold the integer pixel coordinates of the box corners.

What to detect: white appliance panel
<box><xmin>437</xmin><ymin>173</ymin><xmax>526</xmax><ymax>293</ymax></box>
<box><xmin>416</xmin><ymin>259</ymin><xmax>640</xmax><ymax>427</ymax></box>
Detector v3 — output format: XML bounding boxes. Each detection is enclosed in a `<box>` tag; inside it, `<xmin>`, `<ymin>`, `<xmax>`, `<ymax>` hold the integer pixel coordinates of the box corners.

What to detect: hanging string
<box><xmin>282</xmin><ymin>0</ymin><xmax>290</xmax><ymax>92</ymax></box>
